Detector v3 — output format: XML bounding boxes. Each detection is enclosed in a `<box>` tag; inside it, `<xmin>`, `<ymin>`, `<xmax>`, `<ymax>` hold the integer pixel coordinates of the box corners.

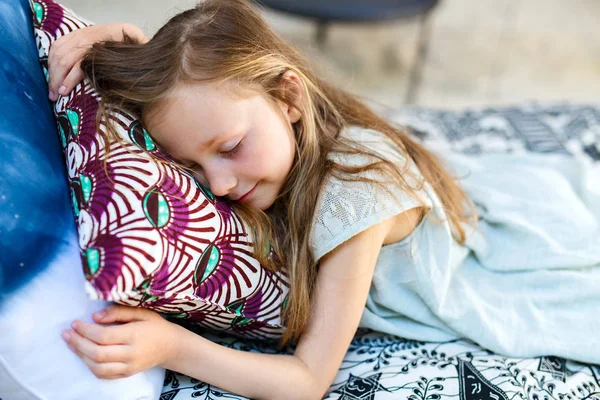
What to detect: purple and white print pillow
<box><xmin>31</xmin><ymin>0</ymin><xmax>290</xmax><ymax>340</ymax></box>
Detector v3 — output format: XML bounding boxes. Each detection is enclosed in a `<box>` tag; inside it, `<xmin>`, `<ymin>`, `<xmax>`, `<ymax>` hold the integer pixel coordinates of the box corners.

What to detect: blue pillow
<box><xmin>0</xmin><ymin>0</ymin><xmax>165</xmax><ymax>398</ymax></box>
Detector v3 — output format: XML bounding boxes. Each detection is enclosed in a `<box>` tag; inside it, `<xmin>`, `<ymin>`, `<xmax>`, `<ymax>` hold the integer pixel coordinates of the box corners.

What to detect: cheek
<box><xmin>280</xmin><ymin>128</ymin><xmax>296</xmax><ymax>173</ymax></box>
<box><xmin>238</xmin><ymin>149</ymin><xmax>283</xmax><ymax>181</ymax></box>
<box><xmin>234</xmin><ymin>151</ymin><xmax>268</xmax><ymax>180</ymax></box>
<box><xmin>268</xmin><ymin>120</ymin><xmax>295</xmax><ymax>167</ymax></box>
<box><xmin>243</xmin><ymin>114</ymin><xmax>295</xmax><ymax>179</ymax></box>
<box><xmin>247</xmin><ymin>154</ymin><xmax>273</xmax><ymax>177</ymax></box>
<box><xmin>265</xmin><ymin>147</ymin><xmax>294</xmax><ymax>180</ymax></box>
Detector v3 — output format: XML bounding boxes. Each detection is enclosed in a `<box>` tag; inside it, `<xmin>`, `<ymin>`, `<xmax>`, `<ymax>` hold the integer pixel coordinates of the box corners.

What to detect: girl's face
<box><xmin>143</xmin><ymin>81</ymin><xmax>300</xmax><ymax>211</ymax></box>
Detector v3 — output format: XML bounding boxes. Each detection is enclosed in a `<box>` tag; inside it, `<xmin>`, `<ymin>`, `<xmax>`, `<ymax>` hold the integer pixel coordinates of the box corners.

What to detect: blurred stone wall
<box><xmin>59</xmin><ymin>0</ymin><xmax>600</xmax><ymax>110</ymax></box>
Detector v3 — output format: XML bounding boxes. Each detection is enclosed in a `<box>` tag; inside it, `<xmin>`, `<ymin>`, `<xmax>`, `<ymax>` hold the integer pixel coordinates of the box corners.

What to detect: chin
<box><xmin>252</xmin><ymin>195</ymin><xmax>276</xmax><ymax>211</ymax></box>
<box><xmin>257</xmin><ymin>199</ymin><xmax>274</xmax><ymax>211</ymax></box>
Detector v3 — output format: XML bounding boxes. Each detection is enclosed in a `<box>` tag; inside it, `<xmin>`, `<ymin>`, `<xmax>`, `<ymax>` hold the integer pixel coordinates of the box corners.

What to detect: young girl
<box><xmin>49</xmin><ymin>0</ymin><xmax>600</xmax><ymax>398</ymax></box>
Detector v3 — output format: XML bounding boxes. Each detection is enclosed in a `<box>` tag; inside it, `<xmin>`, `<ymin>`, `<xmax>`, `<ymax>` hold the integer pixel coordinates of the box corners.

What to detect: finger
<box><xmin>63</xmin><ymin>329</ymin><xmax>132</xmax><ymax>364</ymax></box>
<box><xmin>48</xmin><ymin>28</ymin><xmax>86</xmax><ymax>61</ymax></box>
<box><xmin>94</xmin><ymin>304</ymin><xmax>152</xmax><ymax>324</ymax></box>
<box><xmin>59</xmin><ymin>60</ymin><xmax>85</xmax><ymax>97</ymax></box>
<box><xmin>48</xmin><ymin>28</ymin><xmax>90</xmax><ymax>72</ymax></box>
<box><xmin>48</xmin><ymin>50</ymin><xmax>84</xmax><ymax>99</ymax></box>
<box><xmin>68</xmin><ymin>342</ymin><xmax>128</xmax><ymax>379</ymax></box>
<box><xmin>48</xmin><ymin>57</ymin><xmax>74</xmax><ymax>99</ymax></box>
<box><xmin>48</xmin><ymin>33</ymin><xmax>73</xmax><ymax>66</ymax></box>
<box><xmin>66</xmin><ymin>336</ymin><xmax>131</xmax><ymax>380</ymax></box>
<box><xmin>78</xmin><ymin>354</ymin><xmax>130</xmax><ymax>380</ymax></box>
<box><xmin>71</xmin><ymin>319</ymin><xmax>129</xmax><ymax>345</ymax></box>
<box><xmin>48</xmin><ymin>38</ymin><xmax>71</xmax><ymax>96</ymax></box>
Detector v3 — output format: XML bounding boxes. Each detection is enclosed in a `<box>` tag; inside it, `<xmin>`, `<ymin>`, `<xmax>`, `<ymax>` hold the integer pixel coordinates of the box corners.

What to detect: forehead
<box><xmin>146</xmin><ymin>82</ymin><xmax>243</xmax><ymax>129</ymax></box>
<box><xmin>142</xmin><ymin>82</ymin><xmax>252</xmax><ymax>157</ymax></box>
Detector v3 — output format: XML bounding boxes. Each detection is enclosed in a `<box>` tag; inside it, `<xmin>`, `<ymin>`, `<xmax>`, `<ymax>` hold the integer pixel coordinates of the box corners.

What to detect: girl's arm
<box><xmin>163</xmin><ymin>211</ymin><xmax>403</xmax><ymax>399</ymax></box>
<box><xmin>162</xmin><ymin>326</ymin><xmax>314</xmax><ymax>399</ymax></box>
<box><xmin>63</xmin><ymin>210</ymin><xmax>419</xmax><ymax>398</ymax></box>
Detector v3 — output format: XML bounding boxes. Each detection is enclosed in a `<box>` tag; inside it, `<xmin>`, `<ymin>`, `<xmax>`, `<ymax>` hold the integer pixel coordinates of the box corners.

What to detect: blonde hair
<box><xmin>80</xmin><ymin>0</ymin><xmax>477</xmax><ymax>347</ymax></box>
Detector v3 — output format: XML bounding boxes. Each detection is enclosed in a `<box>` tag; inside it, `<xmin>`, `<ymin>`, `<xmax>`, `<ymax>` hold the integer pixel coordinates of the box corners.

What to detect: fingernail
<box><xmin>58</xmin><ymin>85</ymin><xmax>66</xmax><ymax>95</ymax></box>
<box><xmin>94</xmin><ymin>311</ymin><xmax>105</xmax><ymax>319</ymax></box>
<box><xmin>49</xmin><ymin>91</ymin><xmax>56</xmax><ymax>100</ymax></box>
<box><xmin>71</xmin><ymin>321</ymin><xmax>78</xmax><ymax>330</ymax></box>
<box><xmin>62</xmin><ymin>331</ymin><xmax>71</xmax><ymax>341</ymax></box>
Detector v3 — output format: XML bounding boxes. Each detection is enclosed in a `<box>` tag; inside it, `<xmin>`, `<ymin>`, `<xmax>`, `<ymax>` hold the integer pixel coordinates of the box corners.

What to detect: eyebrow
<box><xmin>197</xmin><ymin>131</ymin><xmax>241</xmax><ymax>152</ymax></box>
<box><xmin>168</xmin><ymin>135</ymin><xmax>218</xmax><ymax>163</ymax></box>
<box><xmin>199</xmin><ymin>136</ymin><xmax>218</xmax><ymax>150</ymax></box>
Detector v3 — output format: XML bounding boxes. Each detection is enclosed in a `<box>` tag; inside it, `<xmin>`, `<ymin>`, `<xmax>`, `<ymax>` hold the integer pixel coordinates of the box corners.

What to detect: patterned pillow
<box><xmin>31</xmin><ymin>0</ymin><xmax>289</xmax><ymax>340</ymax></box>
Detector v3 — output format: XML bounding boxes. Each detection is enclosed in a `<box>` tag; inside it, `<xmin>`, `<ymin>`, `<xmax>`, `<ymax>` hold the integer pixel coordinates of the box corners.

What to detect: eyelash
<box><xmin>221</xmin><ymin>140</ymin><xmax>243</xmax><ymax>157</ymax></box>
<box><xmin>180</xmin><ymin>139</ymin><xmax>243</xmax><ymax>172</ymax></box>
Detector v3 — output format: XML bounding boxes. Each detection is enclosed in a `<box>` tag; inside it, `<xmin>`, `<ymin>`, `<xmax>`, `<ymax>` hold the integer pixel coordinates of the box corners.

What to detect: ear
<box><xmin>277</xmin><ymin>70</ymin><xmax>303</xmax><ymax>124</ymax></box>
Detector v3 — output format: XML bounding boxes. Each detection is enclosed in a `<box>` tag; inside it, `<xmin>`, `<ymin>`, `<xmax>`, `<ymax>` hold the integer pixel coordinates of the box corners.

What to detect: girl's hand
<box><xmin>47</xmin><ymin>23</ymin><xmax>146</xmax><ymax>101</ymax></box>
<box><xmin>61</xmin><ymin>304</ymin><xmax>178</xmax><ymax>379</ymax></box>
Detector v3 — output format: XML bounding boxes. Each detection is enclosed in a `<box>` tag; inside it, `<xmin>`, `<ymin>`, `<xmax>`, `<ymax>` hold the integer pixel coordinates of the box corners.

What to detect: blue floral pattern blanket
<box><xmin>161</xmin><ymin>104</ymin><xmax>600</xmax><ymax>400</ymax></box>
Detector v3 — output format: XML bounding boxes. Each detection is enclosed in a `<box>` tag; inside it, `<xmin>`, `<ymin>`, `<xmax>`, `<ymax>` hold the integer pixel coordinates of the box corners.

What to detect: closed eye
<box><xmin>220</xmin><ymin>139</ymin><xmax>243</xmax><ymax>157</ymax></box>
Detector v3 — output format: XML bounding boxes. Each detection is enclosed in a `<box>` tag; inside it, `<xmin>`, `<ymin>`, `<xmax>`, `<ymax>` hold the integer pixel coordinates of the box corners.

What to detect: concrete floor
<box><xmin>59</xmin><ymin>0</ymin><xmax>600</xmax><ymax>111</ymax></box>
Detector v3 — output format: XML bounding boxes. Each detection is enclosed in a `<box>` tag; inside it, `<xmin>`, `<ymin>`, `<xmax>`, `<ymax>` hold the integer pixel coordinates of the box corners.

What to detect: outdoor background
<box><xmin>59</xmin><ymin>0</ymin><xmax>600</xmax><ymax>111</ymax></box>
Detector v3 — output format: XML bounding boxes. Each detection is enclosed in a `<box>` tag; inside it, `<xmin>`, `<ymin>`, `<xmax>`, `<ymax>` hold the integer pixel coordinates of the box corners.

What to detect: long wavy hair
<box><xmin>80</xmin><ymin>0</ymin><xmax>477</xmax><ymax>346</ymax></box>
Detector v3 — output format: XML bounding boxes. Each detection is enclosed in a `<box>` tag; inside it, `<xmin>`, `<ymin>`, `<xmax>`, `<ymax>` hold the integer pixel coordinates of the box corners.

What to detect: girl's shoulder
<box><xmin>336</xmin><ymin>125</ymin><xmax>404</xmax><ymax>156</ymax></box>
<box><xmin>310</xmin><ymin>125</ymin><xmax>433</xmax><ymax>261</ymax></box>
<box><xmin>330</xmin><ymin>125</ymin><xmax>424</xmax><ymax>187</ymax></box>
<box><xmin>330</xmin><ymin>125</ymin><xmax>415</xmax><ymax>172</ymax></box>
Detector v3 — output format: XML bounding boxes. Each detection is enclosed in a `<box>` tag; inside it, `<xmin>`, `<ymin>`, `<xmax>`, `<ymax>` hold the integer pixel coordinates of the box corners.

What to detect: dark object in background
<box><xmin>255</xmin><ymin>0</ymin><xmax>439</xmax><ymax>44</ymax></box>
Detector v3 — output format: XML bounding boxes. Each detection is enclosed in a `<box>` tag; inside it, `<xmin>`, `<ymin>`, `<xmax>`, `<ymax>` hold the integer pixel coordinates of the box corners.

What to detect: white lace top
<box><xmin>307</xmin><ymin>125</ymin><xmax>600</xmax><ymax>364</ymax></box>
<box><xmin>310</xmin><ymin>126</ymin><xmax>434</xmax><ymax>261</ymax></box>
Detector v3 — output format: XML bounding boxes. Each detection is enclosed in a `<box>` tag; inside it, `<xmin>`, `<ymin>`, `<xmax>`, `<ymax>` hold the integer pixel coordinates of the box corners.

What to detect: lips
<box><xmin>237</xmin><ymin>183</ymin><xmax>257</xmax><ymax>202</ymax></box>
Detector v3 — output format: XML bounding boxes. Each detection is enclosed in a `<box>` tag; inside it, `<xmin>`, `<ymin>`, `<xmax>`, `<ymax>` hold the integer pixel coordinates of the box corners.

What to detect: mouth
<box><xmin>237</xmin><ymin>183</ymin><xmax>258</xmax><ymax>202</ymax></box>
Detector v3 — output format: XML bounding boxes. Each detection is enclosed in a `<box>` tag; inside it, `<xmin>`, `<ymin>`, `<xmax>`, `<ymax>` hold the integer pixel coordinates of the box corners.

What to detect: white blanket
<box><xmin>360</xmin><ymin>139</ymin><xmax>600</xmax><ymax>364</ymax></box>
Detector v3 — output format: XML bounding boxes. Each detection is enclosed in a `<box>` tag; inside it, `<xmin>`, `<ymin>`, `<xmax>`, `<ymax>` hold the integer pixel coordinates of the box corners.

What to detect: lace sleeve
<box><xmin>309</xmin><ymin>128</ymin><xmax>433</xmax><ymax>261</ymax></box>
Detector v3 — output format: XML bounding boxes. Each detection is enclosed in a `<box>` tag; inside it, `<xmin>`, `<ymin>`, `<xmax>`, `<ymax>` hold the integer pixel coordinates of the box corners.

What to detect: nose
<box><xmin>203</xmin><ymin>165</ymin><xmax>237</xmax><ymax>197</ymax></box>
